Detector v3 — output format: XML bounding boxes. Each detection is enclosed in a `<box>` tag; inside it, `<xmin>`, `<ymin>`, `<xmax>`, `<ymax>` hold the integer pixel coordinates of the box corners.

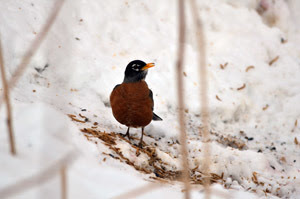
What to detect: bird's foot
<box><xmin>121</xmin><ymin>132</ymin><xmax>131</xmax><ymax>140</ymax></box>
<box><xmin>138</xmin><ymin>142</ymin><xmax>143</xmax><ymax>149</ymax></box>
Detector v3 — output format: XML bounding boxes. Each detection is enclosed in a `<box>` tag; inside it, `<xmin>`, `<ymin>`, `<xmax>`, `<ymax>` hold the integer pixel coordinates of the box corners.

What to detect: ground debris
<box><xmin>70</xmin><ymin>117</ymin><xmax>296</xmax><ymax>199</ymax></box>
<box><xmin>80</xmin><ymin>128</ymin><xmax>224</xmax><ymax>185</ymax></box>
<box><xmin>216</xmin><ymin>95</ymin><xmax>222</xmax><ymax>101</ymax></box>
<box><xmin>211</xmin><ymin>132</ymin><xmax>247</xmax><ymax>150</ymax></box>
<box><xmin>252</xmin><ymin>172</ymin><xmax>258</xmax><ymax>184</ymax></box>
<box><xmin>34</xmin><ymin>63</ymin><xmax>49</xmax><ymax>74</ymax></box>
<box><xmin>262</xmin><ymin>104</ymin><xmax>269</xmax><ymax>111</ymax></box>
<box><xmin>245</xmin><ymin>65</ymin><xmax>255</xmax><ymax>72</ymax></box>
<box><xmin>220</xmin><ymin>62</ymin><xmax>228</xmax><ymax>69</ymax></box>
<box><xmin>269</xmin><ymin>56</ymin><xmax>279</xmax><ymax>66</ymax></box>
<box><xmin>68</xmin><ymin>114</ymin><xmax>86</xmax><ymax>123</ymax></box>
<box><xmin>292</xmin><ymin>119</ymin><xmax>298</xmax><ymax>132</ymax></box>
<box><xmin>237</xmin><ymin>83</ymin><xmax>246</xmax><ymax>91</ymax></box>
<box><xmin>81</xmin><ymin>128</ymin><xmax>116</xmax><ymax>145</ymax></box>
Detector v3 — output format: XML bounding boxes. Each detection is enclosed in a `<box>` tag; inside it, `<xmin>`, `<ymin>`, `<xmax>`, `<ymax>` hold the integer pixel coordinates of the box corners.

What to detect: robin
<box><xmin>110</xmin><ymin>60</ymin><xmax>162</xmax><ymax>148</ymax></box>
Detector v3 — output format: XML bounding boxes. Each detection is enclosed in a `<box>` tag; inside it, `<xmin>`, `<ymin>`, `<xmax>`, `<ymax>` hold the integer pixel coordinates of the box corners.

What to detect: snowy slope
<box><xmin>0</xmin><ymin>0</ymin><xmax>300</xmax><ymax>198</ymax></box>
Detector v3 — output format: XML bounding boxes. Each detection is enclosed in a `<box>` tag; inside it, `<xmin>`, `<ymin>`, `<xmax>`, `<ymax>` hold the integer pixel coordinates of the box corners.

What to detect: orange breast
<box><xmin>110</xmin><ymin>81</ymin><xmax>153</xmax><ymax>128</ymax></box>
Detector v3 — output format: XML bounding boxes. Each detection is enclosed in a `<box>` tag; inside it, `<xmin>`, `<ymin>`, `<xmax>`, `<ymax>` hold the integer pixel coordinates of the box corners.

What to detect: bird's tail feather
<box><xmin>152</xmin><ymin>112</ymin><xmax>162</xmax><ymax>121</ymax></box>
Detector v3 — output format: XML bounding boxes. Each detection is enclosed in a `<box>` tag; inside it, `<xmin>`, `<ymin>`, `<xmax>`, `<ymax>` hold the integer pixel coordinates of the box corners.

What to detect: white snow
<box><xmin>1</xmin><ymin>0</ymin><xmax>300</xmax><ymax>198</ymax></box>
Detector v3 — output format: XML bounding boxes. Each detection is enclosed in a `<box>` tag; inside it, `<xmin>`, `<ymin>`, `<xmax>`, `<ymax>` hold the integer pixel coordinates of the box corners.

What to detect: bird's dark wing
<box><xmin>149</xmin><ymin>89</ymin><xmax>154</xmax><ymax>111</ymax></box>
<box><xmin>153</xmin><ymin>112</ymin><xmax>162</xmax><ymax>121</ymax></box>
<box><xmin>113</xmin><ymin>84</ymin><xmax>121</xmax><ymax>91</ymax></box>
<box><xmin>149</xmin><ymin>89</ymin><xmax>162</xmax><ymax>121</ymax></box>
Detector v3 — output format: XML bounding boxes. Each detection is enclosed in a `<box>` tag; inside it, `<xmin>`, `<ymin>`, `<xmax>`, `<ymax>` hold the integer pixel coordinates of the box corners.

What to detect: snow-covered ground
<box><xmin>1</xmin><ymin>0</ymin><xmax>300</xmax><ymax>198</ymax></box>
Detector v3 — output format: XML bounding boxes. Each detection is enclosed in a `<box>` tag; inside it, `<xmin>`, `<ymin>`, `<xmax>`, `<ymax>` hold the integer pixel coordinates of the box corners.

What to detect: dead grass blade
<box><xmin>188</xmin><ymin>0</ymin><xmax>211</xmax><ymax>198</ymax></box>
<box><xmin>0</xmin><ymin>38</ymin><xmax>16</xmax><ymax>155</ymax></box>
<box><xmin>176</xmin><ymin>0</ymin><xmax>191</xmax><ymax>199</ymax></box>
<box><xmin>0</xmin><ymin>150</ymin><xmax>77</xmax><ymax>199</ymax></box>
<box><xmin>60</xmin><ymin>165</ymin><xmax>67</xmax><ymax>199</ymax></box>
<box><xmin>0</xmin><ymin>0</ymin><xmax>65</xmax><ymax>109</ymax></box>
<box><xmin>269</xmin><ymin>55</ymin><xmax>279</xmax><ymax>66</ymax></box>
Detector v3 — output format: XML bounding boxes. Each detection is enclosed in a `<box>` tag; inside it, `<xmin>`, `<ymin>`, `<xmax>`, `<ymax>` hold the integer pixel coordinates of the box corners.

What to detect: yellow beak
<box><xmin>142</xmin><ymin>63</ymin><xmax>155</xmax><ymax>71</ymax></box>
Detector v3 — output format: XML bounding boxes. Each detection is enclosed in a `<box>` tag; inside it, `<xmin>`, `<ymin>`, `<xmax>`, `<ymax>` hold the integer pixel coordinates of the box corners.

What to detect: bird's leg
<box><xmin>123</xmin><ymin>127</ymin><xmax>131</xmax><ymax>140</ymax></box>
<box><xmin>138</xmin><ymin>127</ymin><xmax>144</xmax><ymax>148</ymax></box>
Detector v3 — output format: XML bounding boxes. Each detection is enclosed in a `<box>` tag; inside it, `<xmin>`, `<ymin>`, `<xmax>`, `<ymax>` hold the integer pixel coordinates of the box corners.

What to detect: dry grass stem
<box><xmin>0</xmin><ymin>0</ymin><xmax>65</xmax><ymax>109</ymax></box>
<box><xmin>189</xmin><ymin>0</ymin><xmax>211</xmax><ymax>198</ymax></box>
<box><xmin>60</xmin><ymin>166</ymin><xmax>67</xmax><ymax>199</ymax></box>
<box><xmin>237</xmin><ymin>83</ymin><xmax>246</xmax><ymax>91</ymax></box>
<box><xmin>269</xmin><ymin>55</ymin><xmax>279</xmax><ymax>66</ymax></box>
<box><xmin>245</xmin><ymin>65</ymin><xmax>255</xmax><ymax>72</ymax></box>
<box><xmin>0</xmin><ymin>151</ymin><xmax>77</xmax><ymax>199</ymax></box>
<box><xmin>176</xmin><ymin>0</ymin><xmax>191</xmax><ymax>199</ymax></box>
<box><xmin>112</xmin><ymin>183</ymin><xmax>162</xmax><ymax>199</ymax></box>
<box><xmin>0</xmin><ymin>39</ymin><xmax>16</xmax><ymax>155</ymax></box>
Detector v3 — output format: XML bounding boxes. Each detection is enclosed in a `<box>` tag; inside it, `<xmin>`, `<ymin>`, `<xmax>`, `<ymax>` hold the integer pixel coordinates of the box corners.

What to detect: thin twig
<box><xmin>188</xmin><ymin>0</ymin><xmax>211</xmax><ymax>198</ymax></box>
<box><xmin>0</xmin><ymin>151</ymin><xmax>77</xmax><ymax>199</ymax></box>
<box><xmin>0</xmin><ymin>38</ymin><xmax>16</xmax><ymax>155</ymax></box>
<box><xmin>0</xmin><ymin>0</ymin><xmax>65</xmax><ymax>109</ymax></box>
<box><xmin>176</xmin><ymin>0</ymin><xmax>191</xmax><ymax>199</ymax></box>
<box><xmin>60</xmin><ymin>165</ymin><xmax>67</xmax><ymax>199</ymax></box>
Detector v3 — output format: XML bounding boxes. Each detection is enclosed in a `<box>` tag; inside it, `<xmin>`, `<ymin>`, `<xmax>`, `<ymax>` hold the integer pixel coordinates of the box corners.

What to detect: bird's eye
<box><xmin>132</xmin><ymin>64</ymin><xmax>140</xmax><ymax>71</ymax></box>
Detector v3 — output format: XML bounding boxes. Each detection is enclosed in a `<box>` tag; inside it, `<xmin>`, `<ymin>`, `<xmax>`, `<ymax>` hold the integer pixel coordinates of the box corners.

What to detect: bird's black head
<box><xmin>123</xmin><ymin>60</ymin><xmax>155</xmax><ymax>83</ymax></box>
